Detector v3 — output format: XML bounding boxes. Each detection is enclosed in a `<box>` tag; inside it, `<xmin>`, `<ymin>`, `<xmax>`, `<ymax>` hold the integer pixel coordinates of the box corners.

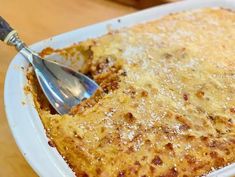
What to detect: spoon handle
<box><xmin>0</xmin><ymin>16</ymin><xmax>15</xmax><ymax>42</ymax></box>
<box><xmin>0</xmin><ymin>16</ymin><xmax>27</xmax><ymax>51</ymax></box>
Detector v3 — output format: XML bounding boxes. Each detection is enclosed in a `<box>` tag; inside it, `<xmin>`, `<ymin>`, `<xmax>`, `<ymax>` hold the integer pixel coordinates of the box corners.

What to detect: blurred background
<box><xmin>0</xmin><ymin>0</ymin><xmax>176</xmax><ymax>176</ymax></box>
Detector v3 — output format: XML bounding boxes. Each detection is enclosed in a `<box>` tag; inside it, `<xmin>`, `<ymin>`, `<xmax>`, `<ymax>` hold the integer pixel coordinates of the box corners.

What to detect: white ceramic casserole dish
<box><xmin>4</xmin><ymin>0</ymin><xmax>235</xmax><ymax>176</ymax></box>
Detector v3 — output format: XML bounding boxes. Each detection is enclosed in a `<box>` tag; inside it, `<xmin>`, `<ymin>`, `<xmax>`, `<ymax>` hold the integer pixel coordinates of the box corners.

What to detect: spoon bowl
<box><xmin>32</xmin><ymin>53</ymin><xmax>99</xmax><ymax>114</ymax></box>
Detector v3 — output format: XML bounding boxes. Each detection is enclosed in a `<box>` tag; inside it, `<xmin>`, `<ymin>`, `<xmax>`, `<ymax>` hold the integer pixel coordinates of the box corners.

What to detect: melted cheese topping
<box><xmin>29</xmin><ymin>8</ymin><xmax>235</xmax><ymax>177</ymax></box>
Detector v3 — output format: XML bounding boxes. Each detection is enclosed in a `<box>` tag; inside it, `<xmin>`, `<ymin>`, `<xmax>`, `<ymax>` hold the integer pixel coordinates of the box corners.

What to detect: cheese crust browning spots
<box><xmin>28</xmin><ymin>8</ymin><xmax>235</xmax><ymax>177</ymax></box>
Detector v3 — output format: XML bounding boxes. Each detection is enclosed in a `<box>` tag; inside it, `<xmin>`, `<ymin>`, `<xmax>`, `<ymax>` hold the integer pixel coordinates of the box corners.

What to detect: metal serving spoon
<box><xmin>0</xmin><ymin>16</ymin><xmax>99</xmax><ymax>114</ymax></box>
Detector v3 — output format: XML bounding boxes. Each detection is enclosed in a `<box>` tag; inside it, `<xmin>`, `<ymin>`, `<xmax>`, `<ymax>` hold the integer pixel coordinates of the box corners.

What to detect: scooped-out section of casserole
<box><xmin>27</xmin><ymin>8</ymin><xmax>235</xmax><ymax>177</ymax></box>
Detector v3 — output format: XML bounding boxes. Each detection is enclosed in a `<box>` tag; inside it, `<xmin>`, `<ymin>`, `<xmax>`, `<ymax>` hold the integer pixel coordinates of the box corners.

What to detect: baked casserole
<box><xmin>27</xmin><ymin>8</ymin><xmax>235</xmax><ymax>177</ymax></box>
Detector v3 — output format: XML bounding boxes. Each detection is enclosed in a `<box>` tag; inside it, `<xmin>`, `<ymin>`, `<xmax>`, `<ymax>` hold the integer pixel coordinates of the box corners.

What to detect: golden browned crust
<box><xmin>28</xmin><ymin>8</ymin><xmax>235</xmax><ymax>177</ymax></box>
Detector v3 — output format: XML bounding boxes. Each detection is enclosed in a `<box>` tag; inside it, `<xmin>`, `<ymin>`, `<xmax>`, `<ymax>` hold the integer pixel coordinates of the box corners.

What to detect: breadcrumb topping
<box><xmin>28</xmin><ymin>8</ymin><xmax>235</xmax><ymax>177</ymax></box>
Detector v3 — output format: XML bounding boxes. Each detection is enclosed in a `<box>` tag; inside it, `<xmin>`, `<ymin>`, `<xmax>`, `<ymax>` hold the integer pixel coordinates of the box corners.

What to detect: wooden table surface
<box><xmin>0</xmin><ymin>1</ymin><xmax>135</xmax><ymax>176</ymax></box>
